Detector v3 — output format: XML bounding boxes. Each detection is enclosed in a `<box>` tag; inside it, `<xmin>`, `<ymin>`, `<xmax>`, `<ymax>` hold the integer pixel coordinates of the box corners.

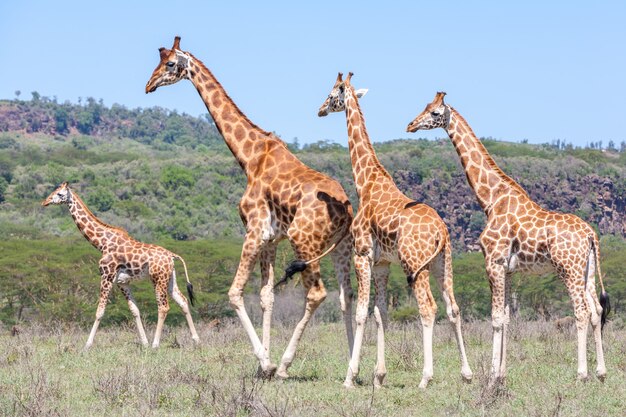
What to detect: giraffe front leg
<box><xmin>259</xmin><ymin>243</ymin><xmax>277</xmax><ymax>357</ymax></box>
<box><xmin>118</xmin><ymin>283</ymin><xmax>149</xmax><ymax>347</ymax></box>
<box><xmin>411</xmin><ymin>269</ymin><xmax>437</xmax><ymax>389</ymax></box>
<box><xmin>344</xmin><ymin>250</ymin><xmax>372</xmax><ymax>388</ymax></box>
<box><xmin>372</xmin><ymin>263</ymin><xmax>390</xmax><ymax>388</ymax></box>
<box><xmin>486</xmin><ymin>261</ymin><xmax>508</xmax><ymax>386</ymax></box>
<box><xmin>276</xmin><ymin>264</ymin><xmax>327</xmax><ymax>379</ymax></box>
<box><xmin>228</xmin><ymin>232</ymin><xmax>275</xmax><ymax>376</ymax></box>
<box><xmin>85</xmin><ymin>274</ymin><xmax>115</xmax><ymax>350</ymax></box>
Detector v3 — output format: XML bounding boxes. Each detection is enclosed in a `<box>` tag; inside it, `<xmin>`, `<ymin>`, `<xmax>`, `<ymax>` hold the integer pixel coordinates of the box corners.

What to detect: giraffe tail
<box><xmin>590</xmin><ymin>236</ymin><xmax>610</xmax><ymax>330</ymax></box>
<box><xmin>274</xmin><ymin>228</ymin><xmax>350</xmax><ymax>289</ymax></box>
<box><xmin>173</xmin><ymin>254</ymin><xmax>195</xmax><ymax>307</ymax></box>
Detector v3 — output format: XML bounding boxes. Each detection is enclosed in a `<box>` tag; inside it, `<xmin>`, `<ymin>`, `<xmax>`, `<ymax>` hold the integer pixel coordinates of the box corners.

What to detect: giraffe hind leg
<box><xmin>330</xmin><ymin>235</ymin><xmax>354</xmax><ymax>357</ymax></box>
<box><xmin>276</xmin><ymin>262</ymin><xmax>327</xmax><ymax>379</ymax></box>
<box><xmin>431</xmin><ymin>248</ymin><xmax>473</xmax><ymax>382</ymax></box>
<box><xmin>168</xmin><ymin>270</ymin><xmax>200</xmax><ymax>344</ymax></box>
<box><xmin>151</xmin><ymin>272</ymin><xmax>171</xmax><ymax>349</ymax></box>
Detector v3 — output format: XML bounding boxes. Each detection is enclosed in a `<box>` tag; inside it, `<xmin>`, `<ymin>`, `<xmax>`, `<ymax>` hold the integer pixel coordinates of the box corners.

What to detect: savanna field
<box><xmin>1</xmin><ymin>97</ymin><xmax>625</xmax><ymax>416</ymax></box>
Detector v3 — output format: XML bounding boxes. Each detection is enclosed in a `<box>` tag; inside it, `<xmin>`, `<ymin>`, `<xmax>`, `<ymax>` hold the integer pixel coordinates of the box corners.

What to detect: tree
<box><xmin>54</xmin><ymin>108</ymin><xmax>70</xmax><ymax>135</ymax></box>
<box><xmin>31</xmin><ymin>91</ymin><xmax>40</xmax><ymax>102</ymax></box>
<box><xmin>14</xmin><ymin>90</ymin><xmax>21</xmax><ymax>100</ymax></box>
<box><xmin>86</xmin><ymin>188</ymin><xmax>115</xmax><ymax>212</ymax></box>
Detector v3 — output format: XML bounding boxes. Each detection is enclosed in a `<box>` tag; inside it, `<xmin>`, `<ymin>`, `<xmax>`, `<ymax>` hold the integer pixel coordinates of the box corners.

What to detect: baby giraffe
<box><xmin>318</xmin><ymin>73</ymin><xmax>472</xmax><ymax>389</ymax></box>
<box><xmin>42</xmin><ymin>182</ymin><xmax>200</xmax><ymax>349</ymax></box>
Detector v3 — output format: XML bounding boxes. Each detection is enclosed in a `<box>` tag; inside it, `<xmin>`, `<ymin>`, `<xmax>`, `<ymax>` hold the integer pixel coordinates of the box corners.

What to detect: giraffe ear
<box><xmin>355</xmin><ymin>89</ymin><xmax>368</xmax><ymax>98</ymax></box>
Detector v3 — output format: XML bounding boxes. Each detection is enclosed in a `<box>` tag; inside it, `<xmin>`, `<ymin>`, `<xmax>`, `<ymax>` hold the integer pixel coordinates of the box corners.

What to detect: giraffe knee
<box><xmin>128</xmin><ymin>304</ymin><xmax>141</xmax><ymax>318</ymax></box>
<box><xmin>259</xmin><ymin>284</ymin><xmax>274</xmax><ymax>311</ymax></box>
<box><xmin>307</xmin><ymin>285</ymin><xmax>327</xmax><ymax>309</ymax></box>
<box><xmin>228</xmin><ymin>287</ymin><xmax>244</xmax><ymax>308</ymax></box>
<box><xmin>355</xmin><ymin>305</ymin><xmax>368</xmax><ymax>325</ymax></box>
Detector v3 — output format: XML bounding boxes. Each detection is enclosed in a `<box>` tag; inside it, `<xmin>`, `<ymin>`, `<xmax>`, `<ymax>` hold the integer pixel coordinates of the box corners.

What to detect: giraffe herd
<box><xmin>41</xmin><ymin>36</ymin><xmax>610</xmax><ymax>389</ymax></box>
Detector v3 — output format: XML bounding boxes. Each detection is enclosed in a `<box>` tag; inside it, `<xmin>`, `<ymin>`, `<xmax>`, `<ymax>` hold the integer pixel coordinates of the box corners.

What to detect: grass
<box><xmin>1</xmin><ymin>311</ymin><xmax>624</xmax><ymax>417</ymax></box>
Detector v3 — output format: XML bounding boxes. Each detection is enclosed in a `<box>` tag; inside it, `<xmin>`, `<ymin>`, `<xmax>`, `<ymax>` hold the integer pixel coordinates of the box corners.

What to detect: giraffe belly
<box><xmin>514</xmin><ymin>257</ymin><xmax>553</xmax><ymax>275</ymax></box>
<box><xmin>114</xmin><ymin>268</ymin><xmax>146</xmax><ymax>285</ymax></box>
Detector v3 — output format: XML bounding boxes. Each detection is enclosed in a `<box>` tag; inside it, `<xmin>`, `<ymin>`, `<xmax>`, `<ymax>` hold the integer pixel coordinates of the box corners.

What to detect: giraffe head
<box><xmin>145</xmin><ymin>36</ymin><xmax>193</xmax><ymax>93</ymax></box>
<box><xmin>406</xmin><ymin>92</ymin><xmax>450</xmax><ymax>132</ymax></box>
<box><xmin>317</xmin><ymin>72</ymin><xmax>368</xmax><ymax>117</ymax></box>
<box><xmin>42</xmin><ymin>182</ymin><xmax>72</xmax><ymax>206</ymax></box>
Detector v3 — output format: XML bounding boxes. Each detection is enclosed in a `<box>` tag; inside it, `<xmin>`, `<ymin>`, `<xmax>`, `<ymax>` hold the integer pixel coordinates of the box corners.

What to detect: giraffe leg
<box><xmin>228</xmin><ymin>232</ymin><xmax>275</xmax><ymax>375</ymax></box>
<box><xmin>559</xmin><ymin>269</ymin><xmax>593</xmax><ymax>380</ymax></box>
<box><xmin>344</xmin><ymin>250</ymin><xmax>372</xmax><ymax>388</ymax></box>
<box><xmin>151</xmin><ymin>276</ymin><xmax>170</xmax><ymax>349</ymax></box>
<box><xmin>586</xmin><ymin>281</ymin><xmax>606</xmax><ymax>380</ymax></box>
<box><xmin>330</xmin><ymin>235</ymin><xmax>354</xmax><ymax>357</ymax></box>
<box><xmin>168</xmin><ymin>270</ymin><xmax>200</xmax><ymax>344</ymax></box>
<box><xmin>276</xmin><ymin>262</ymin><xmax>327</xmax><ymax>379</ymax></box>
<box><xmin>85</xmin><ymin>274</ymin><xmax>115</xmax><ymax>350</ymax></box>
<box><xmin>582</xmin><ymin>252</ymin><xmax>607</xmax><ymax>380</ymax></box>
<box><xmin>431</xmin><ymin>246</ymin><xmax>473</xmax><ymax>382</ymax></box>
<box><xmin>411</xmin><ymin>269</ymin><xmax>437</xmax><ymax>389</ymax></box>
<box><xmin>259</xmin><ymin>242</ymin><xmax>277</xmax><ymax>356</ymax></box>
<box><xmin>485</xmin><ymin>260</ymin><xmax>508</xmax><ymax>386</ymax></box>
<box><xmin>372</xmin><ymin>262</ymin><xmax>390</xmax><ymax>388</ymax></box>
<box><xmin>118</xmin><ymin>283</ymin><xmax>149</xmax><ymax>347</ymax></box>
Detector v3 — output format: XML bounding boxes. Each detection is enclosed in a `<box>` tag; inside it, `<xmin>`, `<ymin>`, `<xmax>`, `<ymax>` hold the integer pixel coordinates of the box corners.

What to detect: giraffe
<box><xmin>318</xmin><ymin>73</ymin><xmax>472</xmax><ymax>389</ymax></box>
<box><xmin>42</xmin><ymin>182</ymin><xmax>200</xmax><ymax>349</ymax></box>
<box><xmin>407</xmin><ymin>92</ymin><xmax>610</xmax><ymax>385</ymax></box>
<box><xmin>145</xmin><ymin>36</ymin><xmax>354</xmax><ymax>378</ymax></box>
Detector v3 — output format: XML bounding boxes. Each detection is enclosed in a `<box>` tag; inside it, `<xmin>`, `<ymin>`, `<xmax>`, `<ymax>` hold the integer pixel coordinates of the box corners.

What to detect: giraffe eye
<box><xmin>431</xmin><ymin>111</ymin><xmax>440</xmax><ymax>117</ymax></box>
<box><xmin>166</xmin><ymin>61</ymin><xmax>175</xmax><ymax>68</ymax></box>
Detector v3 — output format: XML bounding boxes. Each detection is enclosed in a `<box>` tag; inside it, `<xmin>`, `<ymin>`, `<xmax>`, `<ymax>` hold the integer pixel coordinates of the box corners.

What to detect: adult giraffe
<box><xmin>407</xmin><ymin>92</ymin><xmax>610</xmax><ymax>385</ymax></box>
<box><xmin>42</xmin><ymin>182</ymin><xmax>199</xmax><ymax>349</ymax></box>
<box><xmin>319</xmin><ymin>73</ymin><xmax>472</xmax><ymax>389</ymax></box>
<box><xmin>145</xmin><ymin>36</ymin><xmax>354</xmax><ymax>379</ymax></box>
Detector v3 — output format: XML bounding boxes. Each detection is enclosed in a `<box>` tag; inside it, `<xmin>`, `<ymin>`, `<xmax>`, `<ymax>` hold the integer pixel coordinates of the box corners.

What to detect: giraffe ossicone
<box><xmin>42</xmin><ymin>182</ymin><xmax>200</xmax><ymax>350</ymax></box>
<box><xmin>407</xmin><ymin>92</ymin><xmax>610</xmax><ymax>385</ymax></box>
<box><xmin>319</xmin><ymin>72</ymin><xmax>472</xmax><ymax>389</ymax></box>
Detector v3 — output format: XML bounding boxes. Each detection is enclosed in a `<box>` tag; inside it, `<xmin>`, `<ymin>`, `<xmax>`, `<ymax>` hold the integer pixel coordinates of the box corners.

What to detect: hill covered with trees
<box><xmin>0</xmin><ymin>94</ymin><xmax>624</xmax><ymax>326</ymax></box>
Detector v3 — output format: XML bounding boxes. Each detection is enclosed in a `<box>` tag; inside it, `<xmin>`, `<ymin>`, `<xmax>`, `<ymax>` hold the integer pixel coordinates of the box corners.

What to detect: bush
<box><xmin>87</xmin><ymin>188</ymin><xmax>116</xmax><ymax>212</ymax></box>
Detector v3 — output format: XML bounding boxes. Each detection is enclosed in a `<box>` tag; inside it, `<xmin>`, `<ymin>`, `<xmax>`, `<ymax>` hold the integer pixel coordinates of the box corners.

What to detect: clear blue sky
<box><xmin>1</xmin><ymin>1</ymin><xmax>625</xmax><ymax>147</ymax></box>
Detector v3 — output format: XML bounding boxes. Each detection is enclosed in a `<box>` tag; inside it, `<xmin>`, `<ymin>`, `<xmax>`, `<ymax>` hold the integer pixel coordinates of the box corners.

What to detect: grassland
<box><xmin>1</xmin><ymin>310</ymin><xmax>624</xmax><ymax>416</ymax></box>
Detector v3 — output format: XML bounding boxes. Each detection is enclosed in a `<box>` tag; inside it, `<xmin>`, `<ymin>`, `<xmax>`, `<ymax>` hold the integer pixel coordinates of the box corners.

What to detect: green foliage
<box><xmin>86</xmin><ymin>188</ymin><xmax>115</xmax><ymax>212</ymax></box>
<box><xmin>160</xmin><ymin>165</ymin><xmax>196</xmax><ymax>190</ymax></box>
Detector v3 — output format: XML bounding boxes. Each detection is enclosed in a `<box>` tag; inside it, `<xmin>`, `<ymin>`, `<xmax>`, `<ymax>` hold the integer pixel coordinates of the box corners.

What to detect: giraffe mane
<box><xmin>449</xmin><ymin>106</ymin><xmax>530</xmax><ymax>199</ymax></box>
<box><xmin>70</xmin><ymin>189</ymin><xmax>130</xmax><ymax>236</ymax></box>
<box><xmin>191</xmin><ymin>55</ymin><xmax>271</xmax><ymax>137</ymax></box>
<box><xmin>346</xmin><ymin>85</ymin><xmax>393</xmax><ymax>182</ymax></box>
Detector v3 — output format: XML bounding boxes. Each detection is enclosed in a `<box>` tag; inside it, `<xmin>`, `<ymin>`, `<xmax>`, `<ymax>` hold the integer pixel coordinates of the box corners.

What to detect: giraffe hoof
<box><xmin>256</xmin><ymin>364</ymin><xmax>277</xmax><ymax>380</ymax></box>
<box><xmin>343</xmin><ymin>380</ymin><xmax>356</xmax><ymax>389</ymax></box>
<box><xmin>461</xmin><ymin>369</ymin><xmax>474</xmax><ymax>383</ymax></box>
<box><xmin>576</xmin><ymin>372</ymin><xmax>589</xmax><ymax>382</ymax></box>
<box><xmin>373</xmin><ymin>373</ymin><xmax>386</xmax><ymax>388</ymax></box>
<box><xmin>275</xmin><ymin>367</ymin><xmax>290</xmax><ymax>380</ymax></box>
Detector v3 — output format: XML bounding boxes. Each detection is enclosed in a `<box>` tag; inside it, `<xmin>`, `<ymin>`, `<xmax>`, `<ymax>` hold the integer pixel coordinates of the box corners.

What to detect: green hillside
<box><xmin>0</xmin><ymin>95</ymin><xmax>624</xmax><ymax>327</ymax></box>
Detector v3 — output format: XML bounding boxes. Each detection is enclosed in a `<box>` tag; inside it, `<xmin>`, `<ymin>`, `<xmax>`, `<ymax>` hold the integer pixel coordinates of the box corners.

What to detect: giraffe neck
<box><xmin>344</xmin><ymin>86</ymin><xmax>394</xmax><ymax>197</ymax></box>
<box><xmin>185</xmin><ymin>54</ymin><xmax>271</xmax><ymax>173</ymax></box>
<box><xmin>445</xmin><ymin>106</ymin><xmax>530</xmax><ymax>211</ymax></box>
<box><xmin>67</xmin><ymin>190</ymin><xmax>121</xmax><ymax>251</ymax></box>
